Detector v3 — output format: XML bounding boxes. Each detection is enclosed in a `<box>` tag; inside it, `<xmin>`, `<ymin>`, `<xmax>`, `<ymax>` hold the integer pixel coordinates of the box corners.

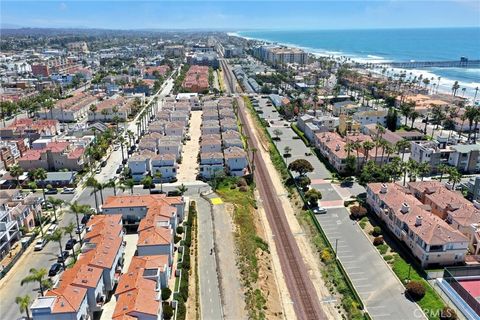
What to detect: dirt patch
<box><xmin>186</xmin><ymin>209</ymin><xmax>200</xmax><ymax>320</ymax></box>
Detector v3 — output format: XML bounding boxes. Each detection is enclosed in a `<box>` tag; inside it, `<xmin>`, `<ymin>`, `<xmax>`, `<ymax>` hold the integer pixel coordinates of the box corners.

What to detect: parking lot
<box><xmin>315</xmin><ymin>207</ymin><xmax>424</xmax><ymax>319</ymax></box>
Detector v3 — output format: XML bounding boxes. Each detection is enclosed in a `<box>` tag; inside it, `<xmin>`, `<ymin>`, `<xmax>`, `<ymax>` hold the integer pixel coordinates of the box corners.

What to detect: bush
<box><xmin>239</xmin><ymin>186</ymin><xmax>248</xmax><ymax>192</ymax></box>
<box><xmin>237</xmin><ymin>178</ymin><xmax>248</xmax><ymax>187</ymax></box>
<box><xmin>372</xmin><ymin>226</ymin><xmax>382</xmax><ymax>237</ymax></box>
<box><xmin>297</xmin><ymin>175</ymin><xmax>311</xmax><ymax>190</ymax></box>
<box><xmin>440</xmin><ymin>307</ymin><xmax>458</xmax><ymax>320</ymax></box>
<box><xmin>377</xmin><ymin>244</ymin><xmax>389</xmax><ymax>255</ymax></box>
<box><xmin>373</xmin><ymin>236</ymin><xmax>384</xmax><ymax>246</ymax></box>
<box><xmin>383</xmin><ymin>255</ymin><xmax>393</xmax><ymax>261</ymax></box>
<box><xmin>163</xmin><ymin>304</ymin><xmax>174</xmax><ymax>320</ymax></box>
<box><xmin>350</xmin><ymin>205</ymin><xmax>367</xmax><ymax>220</ymax></box>
<box><xmin>176</xmin><ymin>226</ymin><xmax>184</xmax><ymax>234</ymax></box>
<box><xmin>174</xmin><ymin>235</ymin><xmax>181</xmax><ymax>244</ymax></box>
<box><xmin>320</xmin><ymin>248</ymin><xmax>333</xmax><ymax>263</ymax></box>
<box><xmin>161</xmin><ymin>287</ymin><xmax>172</xmax><ymax>301</ymax></box>
<box><xmin>405</xmin><ymin>280</ymin><xmax>426</xmax><ymax>301</ymax></box>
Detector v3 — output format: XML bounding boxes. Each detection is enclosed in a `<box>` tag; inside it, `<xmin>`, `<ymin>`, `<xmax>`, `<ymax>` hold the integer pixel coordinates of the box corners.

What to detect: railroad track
<box><xmin>221</xmin><ymin>59</ymin><xmax>326</xmax><ymax>320</ymax></box>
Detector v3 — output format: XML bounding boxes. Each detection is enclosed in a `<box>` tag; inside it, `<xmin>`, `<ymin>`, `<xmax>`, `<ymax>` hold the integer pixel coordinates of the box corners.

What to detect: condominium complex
<box><xmin>253</xmin><ymin>45</ymin><xmax>308</xmax><ymax>65</ymax></box>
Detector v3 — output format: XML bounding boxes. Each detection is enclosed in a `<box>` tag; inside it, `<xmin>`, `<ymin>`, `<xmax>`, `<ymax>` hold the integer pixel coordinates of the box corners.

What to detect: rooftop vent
<box><xmin>380</xmin><ymin>183</ymin><xmax>388</xmax><ymax>194</ymax></box>
<box><xmin>415</xmin><ymin>215</ymin><xmax>423</xmax><ymax>226</ymax></box>
<box><xmin>401</xmin><ymin>202</ymin><xmax>410</xmax><ymax>214</ymax></box>
<box><xmin>335</xmin><ymin>144</ymin><xmax>340</xmax><ymax>151</ymax></box>
<box><xmin>473</xmin><ymin>200</ymin><xmax>480</xmax><ymax>210</ymax></box>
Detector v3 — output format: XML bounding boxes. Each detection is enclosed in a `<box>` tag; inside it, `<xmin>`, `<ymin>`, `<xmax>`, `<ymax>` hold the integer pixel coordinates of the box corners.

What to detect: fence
<box><xmin>443</xmin><ymin>266</ymin><xmax>480</xmax><ymax>317</ymax></box>
<box><xmin>0</xmin><ymin>234</ymin><xmax>35</xmax><ymax>280</ymax></box>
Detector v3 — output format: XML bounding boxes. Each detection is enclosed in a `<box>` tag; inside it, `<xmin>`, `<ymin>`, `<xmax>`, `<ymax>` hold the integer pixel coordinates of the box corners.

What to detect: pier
<box><xmin>373</xmin><ymin>57</ymin><xmax>480</xmax><ymax>69</ymax></box>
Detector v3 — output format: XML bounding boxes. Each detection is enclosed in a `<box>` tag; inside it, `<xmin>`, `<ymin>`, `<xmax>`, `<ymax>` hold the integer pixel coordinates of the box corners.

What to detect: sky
<box><xmin>1</xmin><ymin>1</ymin><xmax>480</xmax><ymax>30</ymax></box>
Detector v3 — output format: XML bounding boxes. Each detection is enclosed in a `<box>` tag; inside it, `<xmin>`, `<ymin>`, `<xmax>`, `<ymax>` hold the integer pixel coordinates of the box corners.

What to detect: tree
<box><xmin>69</xmin><ymin>201</ymin><xmax>89</xmax><ymax>245</ymax></box>
<box><xmin>405</xmin><ymin>280</ymin><xmax>426</xmax><ymax>301</ymax></box>
<box><xmin>21</xmin><ymin>268</ymin><xmax>51</xmax><ymax>297</ymax></box>
<box><xmin>163</xmin><ymin>304</ymin><xmax>174</xmax><ymax>320</ymax></box>
<box><xmin>47</xmin><ymin>197</ymin><xmax>63</xmax><ymax>223</ymax></box>
<box><xmin>9</xmin><ymin>164</ymin><xmax>24</xmax><ymax>188</ymax></box>
<box><xmin>86</xmin><ymin>177</ymin><xmax>100</xmax><ymax>211</ymax></box>
<box><xmin>437</xmin><ymin>164</ymin><xmax>449</xmax><ymax>182</ymax></box>
<box><xmin>63</xmin><ymin>222</ymin><xmax>77</xmax><ymax>262</ymax></box>
<box><xmin>105</xmin><ymin>178</ymin><xmax>118</xmax><ymax>196</ymax></box>
<box><xmin>89</xmin><ymin>104</ymin><xmax>97</xmax><ymax>122</ymax></box>
<box><xmin>350</xmin><ymin>205</ymin><xmax>367</xmax><ymax>220</ymax></box>
<box><xmin>161</xmin><ymin>287</ymin><xmax>172</xmax><ymax>301</ymax></box>
<box><xmin>452</xmin><ymin>81</ymin><xmax>460</xmax><ymax>96</ymax></box>
<box><xmin>33</xmin><ymin>168</ymin><xmax>48</xmax><ymax>202</ymax></box>
<box><xmin>153</xmin><ymin>171</ymin><xmax>163</xmax><ymax>193</ymax></box>
<box><xmin>15</xmin><ymin>295</ymin><xmax>32</xmax><ymax>320</ymax></box>
<box><xmin>288</xmin><ymin>159</ymin><xmax>314</xmax><ymax>176</ymax></box>
<box><xmin>448</xmin><ymin>168</ymin><xmax>462</xmax><ymax>189</ymax></box>
<box><xmin>283</xmin><ymin>146</ymin><xmax>292</xmax><ymax>157</ymax></box>
<box><xmin>417</xmin><ymin>162</ymin><xmax>431</xmax><ymax>181</ymax></box>
<box><xmin>46</xmin><ymin>229</ymin><xmax>66</xmax><ymax>269</ymax></box>
<box><xmin>177</xmin><ymin>183</ymin><xmax>188</xmax><ymax>196</ymax></box>
<box><xmin>121</xmin><ymin>179</ymin><xmax>135</xmax><ymax>195</ymax></box>
<box><xmin>272</xmin><ymin>129</ymin><xmax>283</xmax><ymax>141</ymax></box>
<box><xmin>305</xmin><ymin>189</ymin><xmax>322</xmax><ymax>207</ymax></box>
<box><xmin>409</xmin><ymin>111</ymin><xmax>420</xmax><ymax>129</ymax></box>
<box><xmin>400</xmin><ymin>103</ymin><xmax>413</xmax><ymax>126</ymax></box>
<box><xmin>396</xmin><ymin>139</ymin><xmax>410</xmax><ymax>161</ymax></box>
<box><xmin>362</xmin><ymin>141</ymin><xmax>375</xmax><ymax>162</ymax></box>
<box><xmin>141</xmin><ymin>176</ymin><xmax>154</xmax><ymax>193</ymax></box>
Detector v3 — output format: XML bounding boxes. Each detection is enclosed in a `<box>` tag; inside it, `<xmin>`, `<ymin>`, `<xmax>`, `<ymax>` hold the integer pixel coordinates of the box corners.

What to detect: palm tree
<box><xmin>46</xmin><ymin>229</ymin><xmax>66</xmax><ymax>269</ymax></box>
<box><xmin>465</xmin><ymin>106</ymin><xmax>478</xmax><ymax>142</ymax></box>
<box><xmin>362</xmin><ymin>141</ymin><xmax>375</xmax><ymax>162</ymax></box>
<box><xmin>474</xmin><ymin>86</ymin><xmax>479</xmax><ymax>102</ymax></box>
<box><xmin>141</xmin><ymin>176</ymin><xmax>154</xmax><ymax>193</ymax></box>
<box><xmin>33</xmin><ymin>168</ymin><xmax>48</xmax><ymax>202</ymax></box>
<box><xmin>21</xmin><ymin>268</ymin><xmax>51</xmax><ymax>297</ymax></box>
<box><xmin>373</xmin><ymin>125</ymin><xmax>386</xmax><ymax>159</ymax></box>
<box><xmin>176</xmin><ymin>183</ymin><xmax>188</xmax><ymax>196</ymax></box>
<box><xmin>89</xmin><ymin>104</ymin><xmax>97</xmax><ymax>122</ymax></box>
<box><xmin>122</xmin><ymin>179</ymin><xmax>135</xmax><ymax>195</ymax></box>
<box><xmin>15</xmin><ymin>295</ymin><xmax>32</xmax><ymax>320</ymax></box>
<box><xmin>10</xmin><ymin>164</ymin><xmax>24</xmax><ymax>188</ymax></box>
<box><xmin>409</xmin><ymin>111</ymin><xmax>420</xmax><ymax>129</ymax></box>
<box><xmin>418</xmin><ymin>162</ymin><xmax>431</xmax><ymax>181</ymax></box>
<box><xmin>63</xmin><ymin>222</ymin><xmax>77</xmax><ymax>261</ymax></box>
<box><xmin>118</xmin><ymin>136</ymin><xmax>126</xmax><ymax>163</ymax></box>
<box><xmin>452</xmin><ymin>81</ymin><xmax>460</xmax><ymax>96</ymax></box>
<box><xmin>47</xmin><ymin>197</ymin><xmax>63</xmax><ymax>223</ymax></box>
<box><xmin>396</xmin><ymin>139</ymin><xmax>410</xmax><ymax>161</ymax></box>
<box><xmin>153</xmin><ymin>171</ymin><xmax>163</xmax><ymax>193</ymax></box>
<box><xmin>352</xmin><ymin>140</ymin><xmax>361</xmax><ymax>171</ymax></box>
<box><xmin>69</xmin><ymin>201</ymin><xmax>89</xmax><ymax>245</ymax></box>
<box><xmin>105</xmin><ymin>178</ymin><xmax>118</xmax><ymax>196</ymax></box>
<box><xmin>101</xmin><ymin>109</ymin><xmax>109</xmax><ymax>122</ymax></box>
<box><xmin>448</xmin><ymin>168</ymin><xmax>462</xmax><ymax>189</ymax></box>
<box><xmin>86</xmin><ymin>177</ymin><xmax>100</xmax><ymax>212</ymax></box>
<box><xmin>400</xmin><ymin>103</ymin><xmax>413</xmax><ymax>126</ymax></box>
<box><xmin>437</xmin><ymin>164</ymin><xmax>448</xmax><ymax>182</ymax></box>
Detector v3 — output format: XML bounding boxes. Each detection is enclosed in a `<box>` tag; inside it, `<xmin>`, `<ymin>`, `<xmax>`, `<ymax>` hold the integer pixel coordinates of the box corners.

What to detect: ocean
<box><xmin>237</xmin><ymin>28</ymin><xmax>480</xmax><ymax>98</ymax></box>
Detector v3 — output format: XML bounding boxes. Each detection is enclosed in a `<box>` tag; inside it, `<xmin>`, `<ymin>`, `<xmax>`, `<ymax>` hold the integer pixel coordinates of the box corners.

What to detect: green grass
<box><xmin>391</xmin><ymin>255</ymin><xmax>445</xmax><ymax>319</ymax></box>
<box><xmin>291</xmin><ymin>123</ymin><xmax>310</xmax><ymax>146</ymax></box>
<box><xmin>216</xmin><ymin>177</ymin><xmax>267</xmax><ymax>320</ymax></box>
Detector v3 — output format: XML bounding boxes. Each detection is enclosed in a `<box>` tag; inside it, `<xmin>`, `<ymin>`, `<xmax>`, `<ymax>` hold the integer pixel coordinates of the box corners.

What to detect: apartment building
<box><xmin>164</xmin><ymin>45</ymin><xmax>185</xmax><ymax>58</ymax></box>
<box><xmin>128</xmin><ymin>151</ymin><xmax>155</xmax><ymax>182</ymax></box>
<box><xmin>151</xmin><ymin>154</ymin><xmax>178</xmax><ymax>182</ymax></box>
<box><xmin>87</xmin><ymin>97</ymin><xmax>131</xmax><ymax>122</ymax></box>
<box><xmin>253</xmin><ymin>45</ymin><xmax>308</xmax><ymax>65</ymax></box>
<box><xmin>297</xmin><ymin>114</ymin><xmax>339</xmax><ymax>143</ymax></box>
<box><xmin>182</xmin><ymin>65</ymin><xmax>209</xmax><ymax>93</ymax></box>
<box><xmin>38</xmin><ymin>93</ymin><xmax>97</xmax><ymax>122</ymax></box>
<box><xmin>224</xmin><ymin>147</ymin><xmax>248</xmax><ymax>177</ymax></box>
<box><xmin>408</xmin><ymin>181</ymin><xmax>480</xmax><ymax>255</ymax></box>
<box><xmin>367</xmin><ymin>183</ymin><xmax>469</xmax><ymax>267</ymax></box>
<box><xmin>0</xmin><ymin>118</ymin><xmax>59</xmax><ymax>142</ymax></box>
<box><xmin>199</xmin><ymin>152</ymin><xmax>224</xmax><ymax>179</ymax></box>
<box><xmin>17</xmin><ymin>141</ymin><xmax>85</xmax><ymax>172</ymax></box>
<box><xmin>31</xmin><ymin>214</ymin><xmax>125</xmax><ymax>320</ymax></box>
<box><xmin>410</xmin><ymin>140</ymin><xmax>480</xmax><ymax>173</ymax></box>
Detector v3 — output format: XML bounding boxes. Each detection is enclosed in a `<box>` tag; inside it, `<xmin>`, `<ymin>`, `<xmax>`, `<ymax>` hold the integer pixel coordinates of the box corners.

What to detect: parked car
<box><xmin>114</xmin><ymin>145</ymin><xmax>120</xmax><ymax>151</ymax></box>
<box><xmin>167</xmin><ymin>190</ymin><xmax>181</xmax><ymax>197</ymax></box>
<box><xmin>81</xmin><ymin>214</ymin><xmax>92</xmax><ymax>225</ymax></box>
<box><xmin>95</xmin><ymin>168</ymin><xmax>102</xmax><ymax>174</ymax></box>
<box><xmin>46</xmin><ymin>224</ymin><xmax>58</xmax><ymax>235</ymax></box>
<box><xmin>312</xmin><ymin>207</ymin><xmax>327</xmax><ymax>214</ymax></box>
<box><xmin>116</xmin><ymin>165</ymin><xmax>123</xmax><ymax>174</ymax></box>
<box><xmin>305</xmin><ymin>152</ymin><xmax>312</xmax><ymax>156</ymax></box>
<box><xmin>65</xmin><ymin>238</ymin><xmax>77</xmax><ymax>250</ymax></box>
<box><xmin>57</xmin><ymin>251</ymin><xmax>70</xmax><ymax>263</ymax></box>
<box><xmin>150</xmin><ymin>189</ymin><xmax>164</xmax><ymax>194</ymax></box>
<box><xmin>45</xmin><ymin>188</ymin><xmax>58</xmax><ymax>195</ymax></box>
<box><xmin>34</xmin><ymin>239</ymin><xmax>47</xmax><ymax>251</ymax></box>
<box><xmin>75</xmin><ymin>225</ymin><xmax>85</xmax><ymax>234</ymax></box>
<box><xmin>61</xmin><ymin>187</ymin><xmax>75</xmax><ymax>194</ymax></box>
<box><xmin>101</xmin><ymin>160</ymin><xmax>108</xmax><ymax>167</ymax></box>
<box><xmin>48</xmin><ymin>263</ymin><xmax>63</xmax><ymax>277</ymax></box>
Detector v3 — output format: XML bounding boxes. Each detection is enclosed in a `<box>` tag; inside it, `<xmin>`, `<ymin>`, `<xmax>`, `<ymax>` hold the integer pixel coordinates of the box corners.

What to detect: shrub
<box><xmin>297</xmin><ymin>175</ymin><xmax>311</xmax><ymax>190</ymax></box>
<box><xmin>350</xmin><ymin>206</ymin><xmax>367</xmax><ymax>220</ymax></box>
<box><xmin>174</xmin><ymin>235</ymin><xmax>181</xmax><ymax>244</ymax></box>
<box><xmin>383</xmin><ymin>255</ymin><xmax>393</xmax><ymax>261</ymax></box>
<box><xmin>372</xmin><ymin>226</ymin><xmax>382</xmax><ymax>237</ymax></box>
<box><xmin>373</xmin><ymin>236</ymin><xmax>384</xmax><ymax>246</ymax></box>
<box><xmin>163</xmin><ymin>304</ymin><xmax>174</xmax><ymax>320</ymax></box>
<box><xmin>377</xmin><ymin>244</ymin><xmax>389</xmax><ymax>255</ymax></box>
<box><xmin>239</xmin><ymin>186</ymin><xmax>248</xmax><ymax>192</ymax></box>
<box><xmin>237</xmin><ymin>178</ymin><xmax>248</xmax><ymax>187</ymax></box>
<box><xmin>440</xmin><ymin>307</ymin><xmax>458</xmax><ymax>320</ymax></box>
<box><xmin>320</xmin><ymin>248</ymin><xmax>333</xmax><ymax>263</ymax></box>
<box><xmin>176</xmin><ymin>226</ymin><xmax>184</xmax><ymax>234</ymax></box>
<box><xmin>405</xmin><ymin>280</ymin><xmax>426</xmax><ymax>301</ymax></box>
<box><xmin>161</xmin><ymin>287</ymin><xmax>172</xmax><ymax>301</ymax></box>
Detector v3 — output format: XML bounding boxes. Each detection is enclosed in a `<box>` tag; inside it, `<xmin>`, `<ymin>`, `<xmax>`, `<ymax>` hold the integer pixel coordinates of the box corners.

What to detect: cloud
<box><xmin>59</xmin><ymin>2</ymin><xmax>67</xmax><ymax>11</ymax></box>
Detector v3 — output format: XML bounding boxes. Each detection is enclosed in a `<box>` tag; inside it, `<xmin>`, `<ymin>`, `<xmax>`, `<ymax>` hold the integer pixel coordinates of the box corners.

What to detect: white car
<box><xmin>46</xmin><ymin>224</ymin><xmax>58</xmax><ymax>235</ymax></box>
<box><xmin>61</xmin><ymin>187</ymin><xmax>75</xmax><ymax>194</ymax></box>
<box><xmin>34</xmin><ymin>239</ymin><xmax>47</xmax><ymax>251</ymax></box>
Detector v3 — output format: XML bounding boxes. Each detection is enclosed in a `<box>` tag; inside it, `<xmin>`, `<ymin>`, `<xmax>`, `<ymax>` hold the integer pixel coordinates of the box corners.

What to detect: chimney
<box><xmin>335</xmin><ymin>144</ymin><xmax>340</xmax><ymax>151</ymax></box>
<box><xmin>415</xmin><ymin>215</ymin><xmax>423</xmax><ymax>226</ymax></box>
<box><xmin>380</xmin><ymin>183</ymin><xmax>388</xmax><ymax>194</ymax></box>
<box><xmin>401</xmin><ymin>202</ymin><xmax>410</xmax><ymax>214</ymax></box>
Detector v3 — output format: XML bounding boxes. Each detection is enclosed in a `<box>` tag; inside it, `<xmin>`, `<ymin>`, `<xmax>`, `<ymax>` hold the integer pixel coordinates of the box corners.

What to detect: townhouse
<box><xmin>220</xmin><ymin>118</ymin><xmax>238</xmax><ymax>132</ymax></box>
<box><xmin>201</xmin><ymin>121</ymin><xmax>221</xmax><ymax>135</ymax></box>
<box><xmin>224</xmin><ymin>147</ymin><xmax>248</xmax><ymax>177</ymax></box>
<box><xmin>88</xmin><ymin>97</ymin><xmax>132</xmax><ymax>122</ymax></box>
<box><xmin>157</xmin><ymin>138</ymin><xmax>182</xmax><ymax>161</ymax></box>
<box><xmin>200</xmin><ymin>138</ymin><xmax>222</xmax><ymax>153</ymax></box>
<box><xmin>101</xmin><ymin>194</ymin><xmax>185</xmax><ymax>226</ymax></box>
<box><xmin>128</xmin><ymin>151</ymin><xmax>156</xmax><ymax>182</ymax></box>
<box><xmin>297</xmin><ymin>114</ymin><xmax>339</xmax><ymax>143</ymax></box>
<box><xmin>17</xmin><ymin>141</ymin><xmax>85</xmax><ymax>172</ymax></box>
<box><xmin>38</xmin><ymin>93</ymin><xmax>97</xmax><ymax>122</ymax></box>
<box><xmin>31</xmin><ymin>214</ymin><xmax>125</xmax><ymax>320</ymax></box>
<box><xmin>0</xmin><ymin>118</ymin><xmax>59</xmax><ymax>142</ymax></box>
<box><xmin>199</xmin><ymin>152</ymin><xmax>224</xmax><ymax>179</ymax></box>
<box><xmin>408</xmin><ymin>181</ymin><xmax>480</xmax><ymax>255</ymax></box>
<box><xmin>164</xmin><ymin>121</ymin><xmax>186</xmax><ymax>137</ymax></box>
<box><xmin>367</xmin><ymin>183</ymin><xmax>469</xmax><ymax>267</ymax></box>
<box><xmin>151</xmin><ymin>154</ymin><xmax>178</xmax><ymax>182</ymax></box>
